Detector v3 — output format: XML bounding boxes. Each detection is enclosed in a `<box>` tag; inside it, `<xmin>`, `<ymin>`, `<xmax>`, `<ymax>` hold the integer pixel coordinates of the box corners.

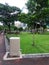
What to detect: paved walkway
<box><xmin>0</xmin><ymin>33</ymin><xmax>49</xmax><ymax>65</ymax></box>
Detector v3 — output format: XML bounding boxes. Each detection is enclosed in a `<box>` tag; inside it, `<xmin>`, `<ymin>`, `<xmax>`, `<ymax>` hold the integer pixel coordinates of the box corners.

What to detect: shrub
<box><xmin>18</xmin><ymin>27</ymin><xmax>23</xmax><ymax>31</ymax></box>
<box><xmin>14</xmin><ymin>26</ymin><xmax>18</xmax><ymax>31</ymax></box>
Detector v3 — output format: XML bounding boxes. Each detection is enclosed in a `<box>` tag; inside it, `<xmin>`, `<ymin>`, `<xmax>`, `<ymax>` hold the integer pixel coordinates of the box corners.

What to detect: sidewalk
<box><xmin>0</xmin><ymin>33</ymin><xmax>49</xmax><ymax>65</ymax></box>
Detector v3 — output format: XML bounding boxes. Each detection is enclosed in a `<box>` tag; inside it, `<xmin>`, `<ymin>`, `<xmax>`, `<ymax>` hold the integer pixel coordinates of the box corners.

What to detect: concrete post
<box><xmin>9</xmin><ymin>37</ymin><xmax>20</xmax><ymax>56</ymax></box>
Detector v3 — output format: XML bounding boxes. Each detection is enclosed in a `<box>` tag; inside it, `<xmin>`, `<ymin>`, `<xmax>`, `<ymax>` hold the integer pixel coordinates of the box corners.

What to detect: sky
<box><xmin>0</xmin><ymin>0</ymin><xmax>28</xmax><ymax>13</ymax></box>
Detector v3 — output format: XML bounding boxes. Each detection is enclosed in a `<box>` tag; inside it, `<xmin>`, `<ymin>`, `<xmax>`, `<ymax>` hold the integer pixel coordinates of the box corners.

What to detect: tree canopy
<box><xmin>0</xmin><ymin>3</ymin><xmax>21</xmax><ymax>31</ymax></box>
<box><xmin>26</xmin><ymin>0</ymin><xmax>49</xmax><ymax>28</ymax></box>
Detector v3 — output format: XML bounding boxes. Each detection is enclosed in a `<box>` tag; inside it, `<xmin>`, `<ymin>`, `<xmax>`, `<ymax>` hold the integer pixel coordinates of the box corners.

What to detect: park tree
<box><xmin>0</xmin><ymin>3</ymin><xmax>21</xmax><ymax>31</ymax></box>
<box><xmin>25</xmin><ymin>0</ymin><xmax>49</xmax><ymax>46</ymax></box>
<box><xmin>26</xmin><ymin>0</ymin><xmax>49</xmax><ymax>32</ymax></box>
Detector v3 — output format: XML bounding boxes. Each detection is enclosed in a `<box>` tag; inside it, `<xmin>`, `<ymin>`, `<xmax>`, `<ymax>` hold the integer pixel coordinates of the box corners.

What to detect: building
<box><xmin>14</xmin><ymin>21</ymin><xmax>27</xmax><ymax>29</ymax></box>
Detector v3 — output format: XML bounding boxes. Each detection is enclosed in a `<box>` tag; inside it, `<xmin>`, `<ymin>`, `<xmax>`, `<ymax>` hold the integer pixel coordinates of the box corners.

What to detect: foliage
<box><xmin>18</xmin><ymin>13</ymin><xmax>28</xmax><ymax>23</ymax></box>
<box><xmin>18</xmin><ymin>27</ymin><xmax>23</xmax><ymax>31</ymax></box>
<box><xmin>14</xmin><ymin>26</ymin><xmax>18</xmax><ymax>31</ymax></box>
<box><xmin>0</xmin><ymin>3</ymin><xmax>21</xmax><ymax>31</ymax></box>
<box><xmin>0</xmin><ymin>26</ymin><xmax>4</xmax><ymax>31</ymax></box>
<box><xmin>25</xmin><ymin>0</ymin><xmax>49</xmax><ymax>32</ymax></box>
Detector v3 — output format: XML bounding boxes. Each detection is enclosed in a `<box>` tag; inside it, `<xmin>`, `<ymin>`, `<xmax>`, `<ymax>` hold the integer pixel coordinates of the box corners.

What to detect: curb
<box><xmin>22</xmin><ymin>53</ymin><xmax>49</xmax><ymax>58</ymax></box>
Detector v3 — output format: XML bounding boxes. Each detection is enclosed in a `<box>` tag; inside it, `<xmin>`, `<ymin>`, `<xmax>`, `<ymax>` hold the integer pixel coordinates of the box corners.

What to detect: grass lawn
<box><xmin>6</xmin><ymin>32</ymin><xmax>49</xmax><ymax>54</ymax></box>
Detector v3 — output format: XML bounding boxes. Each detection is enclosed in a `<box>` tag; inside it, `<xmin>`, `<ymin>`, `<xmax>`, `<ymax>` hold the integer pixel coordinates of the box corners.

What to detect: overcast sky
<box><xmin>0</xmin><ymin>0</ymin><xmax>28</xmax><ymax>13</ymax></box>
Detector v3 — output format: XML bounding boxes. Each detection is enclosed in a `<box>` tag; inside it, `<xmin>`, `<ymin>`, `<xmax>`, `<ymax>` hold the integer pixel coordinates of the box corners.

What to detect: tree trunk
<box><xmin>8</xmin><ymin>23</ymin><xmax>11</xmax><ymax>31</ymax></box>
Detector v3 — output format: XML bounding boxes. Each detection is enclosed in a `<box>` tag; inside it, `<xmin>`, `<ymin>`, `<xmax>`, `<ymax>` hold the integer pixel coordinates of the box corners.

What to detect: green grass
<box><xmin>6</xmin><ymin>32</ymin><xmax>49</xmax><ymax>54</ymax></box>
